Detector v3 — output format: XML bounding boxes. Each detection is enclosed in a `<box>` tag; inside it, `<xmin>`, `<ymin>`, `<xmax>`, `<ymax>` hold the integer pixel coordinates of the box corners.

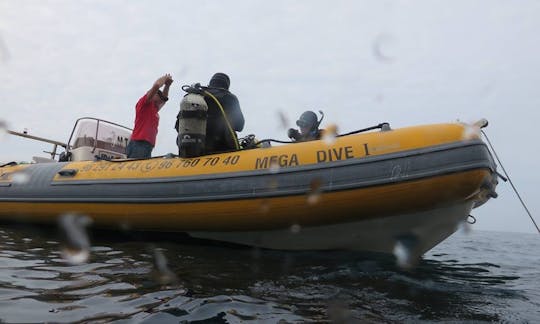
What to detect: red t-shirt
<box><xmin>130</xmin><ymin>94</ymin><xmax>159</xmax><ymax>146</ymax></box>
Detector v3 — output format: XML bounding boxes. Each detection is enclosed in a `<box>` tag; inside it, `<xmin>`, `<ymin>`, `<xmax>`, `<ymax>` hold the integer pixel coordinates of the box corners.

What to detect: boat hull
<box><xmin>0</xmin><ymin>167</ymin><xmax>490</xmax><ymax>230</ymax></box>
<box><xmin>0</xmin><ymin>123</ymin><xmax>498</xmax><ymax>252</ymax></box>
<box><xmin>189</xmin><ymin>201</ymin><xmax>474</xmax><ymax>254</ymax></box>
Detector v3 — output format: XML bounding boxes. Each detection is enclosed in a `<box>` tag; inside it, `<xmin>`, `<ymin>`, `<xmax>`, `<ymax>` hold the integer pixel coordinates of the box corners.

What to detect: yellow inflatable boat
<box><xmin>0</xmin><ymin>118</ymin><xmax>498</xmax><ymax>255</ymax></box>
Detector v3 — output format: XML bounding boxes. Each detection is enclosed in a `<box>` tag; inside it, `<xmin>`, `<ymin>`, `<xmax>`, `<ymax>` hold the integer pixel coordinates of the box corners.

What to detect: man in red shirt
<box><xmin>127</xmin><ymin>74</ymin><xmax>173</xmax><ymax>159</ymax></box>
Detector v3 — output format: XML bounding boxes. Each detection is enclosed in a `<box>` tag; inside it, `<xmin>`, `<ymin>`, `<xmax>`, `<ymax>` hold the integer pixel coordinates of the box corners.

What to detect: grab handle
<box><xmin>58</xmin><ymin>169</ymin><xmax>78</xmax><ymax>177</ymax></box>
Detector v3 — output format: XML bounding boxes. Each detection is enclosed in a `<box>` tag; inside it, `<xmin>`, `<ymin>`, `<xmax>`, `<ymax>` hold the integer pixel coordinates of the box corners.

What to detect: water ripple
<box><xmin>0</xmin><ymin>226</ymin><xmax>537</xmax><ymax>322</ymax></box>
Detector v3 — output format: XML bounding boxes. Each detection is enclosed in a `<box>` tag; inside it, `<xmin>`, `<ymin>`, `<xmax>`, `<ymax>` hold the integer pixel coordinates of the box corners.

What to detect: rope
<box><xmin>482</xmin><ymin>130</ymin><xmax>540</xmax><ymax>234</ymax></box>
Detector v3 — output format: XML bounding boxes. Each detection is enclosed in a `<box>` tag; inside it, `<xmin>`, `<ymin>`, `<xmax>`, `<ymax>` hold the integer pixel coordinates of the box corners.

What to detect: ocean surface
<box><xmin>0</xmin><ymin>225</ymin><xmax>538</xmax><ymax>323</ymax></box>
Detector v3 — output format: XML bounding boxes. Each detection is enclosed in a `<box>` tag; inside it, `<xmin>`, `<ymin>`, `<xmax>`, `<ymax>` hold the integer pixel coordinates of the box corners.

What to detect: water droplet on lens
<box><xmin>310</xmin><ymin>179</ymin><xmax>322</xmax><ymax>191</ymax></box>
<box><xmin>251</xmin><ymin>247</ymin><xmax>261</xmax><ymax>260</ymax></box>
<box><xmin>457</xmin><ymin>220</ymin><xmax>472</xmax><ymax>234</ymax></box>
<box><xmin>58</xmin><ymin>213</ymin><xmax>93</xmax><ymax>265</ymax></box>
<box><xmin>175</xmin><ymin>65</ymin><xmax>189</xmax><ymax>78</ymax></box>
<box><xmin>267</xmin><ymin>179</ymin><xmax>278</xmax><ymax>191</ymax></box>
<box><xmin>393</xmin><ymin>236</ymin><xmax>420</xmax><ymax>270</ymax></box>
<box><xmin>12</xmin><ymin>172</ymin><xmax>30</xmax><ymax>184</ymax></box>
<box><xmin>259</xmin><ymin>200</ymin><xmax>270</xmax><ymax>214</ymax></box>
<box><xmin>61</xmin><ymin>248</ymin><xmax>90</xmax><ymax>265</ymax></box>
<box><xmin>327</xmin><ymin>299</ymin><xmax>352</xmax><ymax>323</ymax></box>
<box><xmin>277</xmin><ymin>110</ymin><xmax>290</xmax><ymax>130</ymax></box>
<box><xmin>152</xmin><ymin>247</ymin><xmax>177</xmax><ymax>285</ymax></box>
<box><xmin>322</xmin><ymin>124</ymin><xmax>338</xmax><ymax>145</ymax></box>
<box><xmin>154</xmin><ymin>248</ymin><xmax>168</xmax><ymax>270</ymax></box>
<box><xmin>290</xmin><ymin>224</ymin><xmax>301</xmax><ymax>233</ymax></box>
<box><xmin>374</xmin><ymin>93</ymin><xmax>385</xmax><ymax>103</ymax></box>
<box><xmin>119</xmin><ymin>221</ymin><xmax>132</xmax><ymax>231</ymax></box>
<box><xmin>269</xmin><ymin>160</ymin><xmax>280</xmax><ymax>174</ymax></box>
<box><xmin>393</xmin><ymin>241</ymin><xmax>411</xmax><ymax>269</ymax></box>
<box><xmin>306</xmin><ymin>178</ymin><xmax>322</xmax><ymax>205</ymax></box>
<box><xmin>0</xmin><ymin>34</ymin><xmax>10</xmax><ymax>63</ymax></box>
<box><xmin>307</xmin><ymin>192</ymin><xmax>321</xmax><ymax>205</ymax></box>
<box><xmin>462</xmin><ymin>123</ymin><xmax>481</xmax><ymax>140</ymax></box>
<box><xmin>0</xmin><ymin>120</ymin><xmax>7</xmax><ymax>141</ymax></box>
<box><xmin>372</xmin><ymin>33</ymin><xmax>398</xmax><ymax>63</ymax></box>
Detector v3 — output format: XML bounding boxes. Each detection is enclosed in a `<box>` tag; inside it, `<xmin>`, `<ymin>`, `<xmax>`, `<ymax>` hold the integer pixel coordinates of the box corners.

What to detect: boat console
<box><xmin>65</xmin><ymin>118</ymin><xmax>132</xmax><ymax>161</ymax></box>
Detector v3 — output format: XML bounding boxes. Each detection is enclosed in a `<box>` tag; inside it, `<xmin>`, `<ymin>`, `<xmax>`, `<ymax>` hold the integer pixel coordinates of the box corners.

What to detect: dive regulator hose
<box><xmin>203</xmin><ymin>90</ymin><xmax>240</xmax><ymax>150</ymax></box>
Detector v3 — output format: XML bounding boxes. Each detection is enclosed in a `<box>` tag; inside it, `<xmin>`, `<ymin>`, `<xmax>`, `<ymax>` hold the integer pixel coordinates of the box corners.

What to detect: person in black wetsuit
<box><xmin>287</xmin><ymin>110</ymin><xmax>322</xmax><ymax>142</ymax></box>
<box><xmin>175</xmin><ymin>73</ymin><xmax>244</xmax><ymax>154</ymax></box>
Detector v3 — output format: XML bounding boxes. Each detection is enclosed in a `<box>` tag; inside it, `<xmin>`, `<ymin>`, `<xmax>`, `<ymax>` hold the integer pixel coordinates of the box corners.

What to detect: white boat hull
<box><xmin>188</xmin><ymin>201</ymin><xmax>474</xmax><ymax>254</ymax></box>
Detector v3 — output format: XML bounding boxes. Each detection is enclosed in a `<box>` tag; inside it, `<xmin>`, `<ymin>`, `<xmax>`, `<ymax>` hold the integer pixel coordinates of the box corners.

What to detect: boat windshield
<box><xmin>68</xmin><ymin>118</ymin><xmax>132</xmax><ymax>155</ymax></box>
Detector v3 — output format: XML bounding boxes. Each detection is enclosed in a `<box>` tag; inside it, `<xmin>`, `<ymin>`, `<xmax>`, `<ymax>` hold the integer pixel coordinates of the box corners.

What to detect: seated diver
<box><xmin>175</xmin><ymin>73</ymin><xmax>244</xmax><ymax>156</ymax></box>
<box><xmin>287</xmin><ymin>110</ymin><xmax>323</xmax><ymax>142</ymax></box>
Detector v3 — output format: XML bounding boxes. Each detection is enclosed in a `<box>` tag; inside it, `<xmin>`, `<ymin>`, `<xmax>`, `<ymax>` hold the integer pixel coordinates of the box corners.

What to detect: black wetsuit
<box><xmin>175</xmin><ymin>87</ymin><xmax>244</xmax><ymax>154</ymax></box>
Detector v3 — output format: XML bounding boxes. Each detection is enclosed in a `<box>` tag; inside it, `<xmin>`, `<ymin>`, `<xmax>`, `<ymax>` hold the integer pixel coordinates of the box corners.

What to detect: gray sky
<box><xmin>1</xmin><ymin>1</ymin><xmax>538</xmax><ymax>233</ymax></box>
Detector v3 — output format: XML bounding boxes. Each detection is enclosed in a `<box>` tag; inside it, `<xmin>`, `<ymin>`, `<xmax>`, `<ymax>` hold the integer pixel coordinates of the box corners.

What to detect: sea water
<box><xmin>0</xmin><ymin>225</ymin><xmax>538</xmax><ymax>323</ymax></box>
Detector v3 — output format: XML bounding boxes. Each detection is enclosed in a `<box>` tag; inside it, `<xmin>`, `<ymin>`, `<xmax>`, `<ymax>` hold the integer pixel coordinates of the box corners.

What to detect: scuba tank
<box><xmin>176</xmin><ymin>84</ymin><xmax>208</xmax><ymax>157</ymax></box>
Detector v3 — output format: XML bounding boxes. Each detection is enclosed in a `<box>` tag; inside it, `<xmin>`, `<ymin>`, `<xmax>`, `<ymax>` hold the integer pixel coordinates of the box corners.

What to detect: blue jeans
<box><xmin>126</xmin><ymin>140</ymin><xmax>153</xmax><ymax>159</ymax></box>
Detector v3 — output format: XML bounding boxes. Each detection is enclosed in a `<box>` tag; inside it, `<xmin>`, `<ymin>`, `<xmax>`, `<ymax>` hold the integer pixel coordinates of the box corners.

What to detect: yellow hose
<box><xmin>203</xmin><ymin>90</ymin><xmax>240</xmax><ymax>150</ymax></box>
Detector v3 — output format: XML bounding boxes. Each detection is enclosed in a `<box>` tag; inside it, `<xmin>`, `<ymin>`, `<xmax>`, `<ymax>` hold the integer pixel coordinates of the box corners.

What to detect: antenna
<box><xmin>7</xmin><ymin>129</ymin><xmax>68</xmax><ymax>159</ymax></box>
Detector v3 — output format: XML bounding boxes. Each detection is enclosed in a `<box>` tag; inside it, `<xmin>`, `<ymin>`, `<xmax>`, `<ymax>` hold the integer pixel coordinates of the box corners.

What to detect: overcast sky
<box><xmin>0</xmin><ymin>1</ymin><xmax>538</xmax><ymax>233</ymax></box>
